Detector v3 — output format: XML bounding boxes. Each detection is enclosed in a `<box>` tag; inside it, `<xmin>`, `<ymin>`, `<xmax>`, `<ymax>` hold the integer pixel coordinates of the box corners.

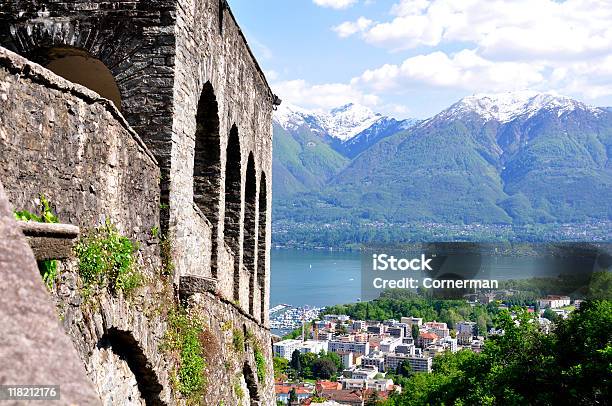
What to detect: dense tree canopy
<box><xmin>382</xmin><ymin>300</ymin><xmax>611</xmax><ymax>405</ymax></box>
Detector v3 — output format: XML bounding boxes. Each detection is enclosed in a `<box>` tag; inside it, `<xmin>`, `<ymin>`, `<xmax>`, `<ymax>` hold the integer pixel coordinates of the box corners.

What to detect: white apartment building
<box><xmin>343</xmin><ymin>378</ymin><xmax>394</xmax><ymax>391</ymax></box>
<box><xmin>298</xmin><ymin>340</ymin><xmax>329</xmax><ymax>355</ymax></box>
<box><xmin>379</xmin><ymin>337</ymin><xmax>403</xmax><ymax>353</ymax></box>
<box><xmin>273</xmin><ymin>339</ymin><xmax>329</xmax><ymax>359</ymax></box>
<box><xmin>351</xmin><ymin>366</ymin><xmax>379</xmax><ymax>380</ymax></box>
<box><xmin>385</xmin><ymin>353</ymin><xmax>433</xmax><ymax>373</ymax></box>
<box><xmin>329</xmin><ymin>340</ymin><xmax>370</xmax><ymax>356</ymax></box>
<box><xmin>538</xmin><ymin>295</ymin><xmax>571</xmax><ymax>309</ymax></box>
<box><xmin>273</xmin><ymin>339</ymin><xmax>302</xmax><ymax>359</ymax></box>
<box><xmin>424</xmin><ymin>321</ymin><xmax>450</xmax><ymax>338</ymax></box>
<box><xmin>337</xmin><ymin>351</ymin><xmax>355</xmax><ymax>369</ymax></box>
<box><xmin>361</xmin><ymin>353</ymin><xmax>386</xmax><ymax>372</ymax></box>
<box><xmin>441</xmin><ymin>336</ymin><xmax>458</xmax><ymax>353</ymax></box>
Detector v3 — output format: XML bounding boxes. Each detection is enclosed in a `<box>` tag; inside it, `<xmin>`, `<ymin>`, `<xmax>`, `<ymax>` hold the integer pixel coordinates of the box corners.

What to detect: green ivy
<box><xmin>254</xmin><ymin>344</ymin><xmax>267</xmax><ymax>383</ymax></box>
<box><xmin>75</xmin><ymin>220</ymin><xmax>141</xmax><ymax>295</ymax></box>
<box><xmin>232</xmin><ymin>329</ymin><xmax>245</xmax><ymax>353</ymax></box>
<box><xmin>233</xmin><ymin>376</ymin><xmax>244</xmax><ymax>400</ymax></box>
<box><xmin>164</xmin><ymin>310</ymin><xmax>207</xmax><ymax>401</ymax></box>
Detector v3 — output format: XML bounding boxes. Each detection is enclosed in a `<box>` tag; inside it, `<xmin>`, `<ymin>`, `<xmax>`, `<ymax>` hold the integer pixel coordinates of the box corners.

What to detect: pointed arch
<box><xmin>193</xmin><ymin>82</ymin><xmax>221</xmax><ymax>276</ymax></box>
<box><xmin>244</xmin><ymin>154</ymin><xmax>257</xmax><ymax>314</ymax></box>
<box><xmin>257</xmin><ymin>173</ymin><xmax>268</xmax><ymax>323</ymax></box>
<box><xmin>224</xmin><ymin>125</ymin><xmax>242</xmax><ymax>299</ymax></box>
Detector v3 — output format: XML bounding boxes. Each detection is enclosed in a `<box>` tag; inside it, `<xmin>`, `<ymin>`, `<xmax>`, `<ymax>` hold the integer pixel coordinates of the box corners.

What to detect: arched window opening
<box><xmin>244</xmin><ymin>154</ymin><xmax>257</xmax><ymax>315</ymax></box>
<box><xmin>243</xmin><ymin>362</ymin><xmax>260</xmax><ymax>401</ymax></box>
<box><xmin>97</xmin><ymin>328</ymin><xmax>165</xmax><ymax>406</ymax></box>
<box><xmin>42</xmin><ymin>47</ymin><xmax>122</xmax><ymax>110</ymax></box>
<box><xmin>193</xmin><ymin>82</ymin><xmax>222</xmax><ymax>277</ymax></box>
<box><xmin>257</xmin><ymin>173</ymin><xmax>268</xmax><ymax>323</ymax></box>
<box><xmin>224</xmin><ymin>125</ymin><xmax>242</xmax><ymax>299</ymax></box>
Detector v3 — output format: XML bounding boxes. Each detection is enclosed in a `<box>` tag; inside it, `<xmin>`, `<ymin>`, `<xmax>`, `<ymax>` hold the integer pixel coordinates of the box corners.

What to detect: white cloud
<box><xmin>335</xmin><ymin>0</ymin><xmax>612</xmax><ymax>59</ymax></box>
<box><xmin>313</xmin><ymin>0</ymin><xmax>358</xmax><ymax>9</ymax></box>
<box><xmin>352</xmin><ymin>50</ymin><xmax>545</xmax><ymax>93</ymax></box>
<box><xmin>271</xmin><ymin>79</ymin><xmax>380</xmax><ymax>111</ymax></box>
<box><xmin>327</xmin><ymin>0</ymin><xmax>612</xmax><ymax>109</ymax></box>
<box><xmin>333</xmin><ymin>17</ymin><xmax>373</xmax><ymax>38</ymax></box>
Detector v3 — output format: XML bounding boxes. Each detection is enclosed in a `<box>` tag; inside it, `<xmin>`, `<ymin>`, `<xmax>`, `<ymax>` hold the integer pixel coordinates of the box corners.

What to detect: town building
<box><xmin>538</xmin><ymin>295</ymin><xmax>571</xmax><ymax>309</ymax></box>
<box><xmin>273</xmin><ymin>339</ymin><xmax>303</xmax><ymax>359</ymax></box>
<box><xmin>385</xmin><ymin>353</ymin><xmax>433</xmax><ymax>373</ymax></box>
<box><xmin>329</xmin><ymin>340</ymin><xmax>370</xmax><ymax>356</ymax></box>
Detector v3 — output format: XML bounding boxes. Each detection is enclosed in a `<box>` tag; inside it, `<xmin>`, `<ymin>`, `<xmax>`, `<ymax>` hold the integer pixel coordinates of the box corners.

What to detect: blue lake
<box><xmin>269</xmin><ymin>247</ymin><xmax>604</xmax><ymax>308</ymax></box>
<box><xmin>270</xmin><ymin>249</ymin><xmax>362</xmax><ymax>308</ymax></box>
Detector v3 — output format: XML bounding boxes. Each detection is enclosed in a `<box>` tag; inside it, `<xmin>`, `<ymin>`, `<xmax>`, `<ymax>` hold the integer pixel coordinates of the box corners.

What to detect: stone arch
<box><xmin>243</xmin><ymin>362</ymin><xmax>260</xmax><ymax>402</ymax></box>
<box><xmin>193</xmin><ymin>82</ymin><xmax>222</xmax><ymax>277</ymax></box>
<box><xmin>40</xmin><ymin>47</ymin><xmax>123</xmax><ymax>110</ymax></box>
<box><xmin>2</xmin><ymin>16</ymin><xmax>141</xmax><ymax>112</ymax></box>
<box><xmin>244</xmin><ymin>154</ymin><xmax>257</xmax><ymax>314</ymax></box>
<box><xmin>96</xmin><ymin>328</ymin><xmax>165</xmax><ymax>406</ymax></box>
<box><xmin>224</xmin><ymin>125</ymin><xmax>242</xmax><ymax>298</ymax></box>
<box><xmin>257</xmin><ymin>173</ymin><xmax>268</xmax><ymax>323</ymax></box>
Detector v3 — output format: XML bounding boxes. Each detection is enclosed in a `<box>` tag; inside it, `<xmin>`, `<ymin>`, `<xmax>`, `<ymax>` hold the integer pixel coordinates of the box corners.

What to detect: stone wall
<box><xmin>0</xmin><ymin>0</ymin><xmax>177</xmax><ymax>179</ymax></box>
<box><xmin>0</xmin><ymin>0</ymin><xmax>275</xmax><ymax>403</ymax></box>
<box><xmin>187</xmin><ymin>292</ymin><xmax>276</xmax><ymax>406</ymax></box>
<box><xmin>170</xmin><ymin>0</ymin><xmax>273</xmax><ymax>328</ymax></box>
<box><xmin>0</xmin><ymin>181</ymin><xmax>101</xmax><ymax>406</ymax></box>
<box><xmin>0</xmin><ymin>47</ymin><xmax>160</xmax><ymax>262</ymax></box>
<box><xmin>0</xmin><ymin>0</ymin><xmax>274</xmax><ymax>329</ymax></box>
<box><xmin>0</xmin><ymin>46</ymin><xmax>172</xmax><ymax>404</ymax></box>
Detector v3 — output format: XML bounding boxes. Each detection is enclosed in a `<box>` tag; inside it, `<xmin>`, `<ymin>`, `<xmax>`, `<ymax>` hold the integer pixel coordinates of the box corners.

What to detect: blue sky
<box><xmin>229</xmin><ymin>0</ymin><xmax>612</xmax><ymax>119</ymax></box>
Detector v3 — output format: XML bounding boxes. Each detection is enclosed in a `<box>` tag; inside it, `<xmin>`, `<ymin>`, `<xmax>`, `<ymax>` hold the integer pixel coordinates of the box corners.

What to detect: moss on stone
<box><xmin>163</xmin><ymin>309</ymin><xmax>207</xmax><ymax>403</ymax></box>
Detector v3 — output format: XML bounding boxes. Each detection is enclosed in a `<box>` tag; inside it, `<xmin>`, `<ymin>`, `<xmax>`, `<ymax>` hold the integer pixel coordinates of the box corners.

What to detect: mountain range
<box><xmin>272</xmin><ymin>91</ymin><xmax>612</xmax><ymax>246</ymax></box>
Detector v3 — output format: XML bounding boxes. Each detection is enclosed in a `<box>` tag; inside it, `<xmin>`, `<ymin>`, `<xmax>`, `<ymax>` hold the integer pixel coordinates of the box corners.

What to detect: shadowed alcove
<box><xmin>244</xmin><ymin>153</ymin><xmax>257</xmax><ymax>314</ymax></box>
<box><xmin>193</xmin><ymin>82</ymin><xmax>222</xmax><ymax>277</ymax></box>
<box><xmin>257</xmin><ymin>173</ymin><xmax>268</xmax><ymax>322</ymax></box>
<box><xmin>41</xmin><ymin>47</ymin><xmax>122</xmax><ymax>110</ymax></box>
<box><xmin>224</xmin><ymin>125</ymin><xmax>242</xmax><ymax>299</ymax></box>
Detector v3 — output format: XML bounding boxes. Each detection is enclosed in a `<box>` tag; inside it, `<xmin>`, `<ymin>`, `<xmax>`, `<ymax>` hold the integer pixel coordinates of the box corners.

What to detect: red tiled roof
<box><xmin>275</xmin><ymin>385</ymin><xmax>312</xmax><ymax>395</ymax></box>
<box><xmin>420</xmin><ymin>332</ymin><xmax>438</xmax><ymax>340</ymax></box>
<box><xmin>324</xmin><ymin>389</ymin><xmax>363</xmax><ymax>402</ymax></box>
<box><xmin>317</xmin><ymin>380</ymin><xmax>341</xmax><ymax>390</ymax></box>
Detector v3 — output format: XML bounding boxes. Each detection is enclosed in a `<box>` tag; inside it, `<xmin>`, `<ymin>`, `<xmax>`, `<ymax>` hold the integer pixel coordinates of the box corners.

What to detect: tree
<box><xmin>299</xmin><ymin>352</ymin><xmax>318</xmax><ymax>378</ymax></box>
<box><xmin>321</xmin><ymin>350</ymin><xmax>343</xmax><ymax>371</ymax></box>
<box><xmin>290</xmin><ymin>349</ymin><xmax>302</xmax><ymax>376</ymax></box>
<box><xmin>542</xmin><ymin>308</ymin><xmax>560</xmax><ymax>322</ymax></box>
<box><xmin>365</xmin><ymin>390</ymin><xmax>382</xmax><ymax>406</ymax></box>
<box><xmin>312</xmin><ymin>358</ymin><xmax>337</xmax><ymax>379</ymax></box>
<box><xmin>396</xmin><ymin>360</ymin><xmax>413</xmax><ymax>378</ymax></box>
<box><xmin>273</xmin><ymin>357</ymin><xmax>289</xmax><ymax>380</ymax></box>
<box><xmin>288</xmin><ymin>388</ymin><xmax>298</xmax><ymax>405</ymax></box>
<box><xmin>411</xmin><ymin>324</ymin><xmax>420</xmax><ymax>340</ymax></box>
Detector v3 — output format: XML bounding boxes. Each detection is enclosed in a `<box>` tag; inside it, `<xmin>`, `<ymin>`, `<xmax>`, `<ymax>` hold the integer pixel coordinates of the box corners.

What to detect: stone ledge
<box><xmin>179</xmin><ymin>275</ymin><xmax>218</xmax><ymax>299</ymax></box>
<box><xmin>18</xmin><ymin>220</ymin><xmax>79</xmax><ymax>260</ymax></box>
<box><xmin>0</xmin><ymin>46</ymin><xmax>158</xmax><ymax>167</ymax></box>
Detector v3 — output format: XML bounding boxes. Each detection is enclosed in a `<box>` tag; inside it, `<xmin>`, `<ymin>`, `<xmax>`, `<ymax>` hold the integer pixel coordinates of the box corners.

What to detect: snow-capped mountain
<box><xmin>428</xmin><ymin>90</ymin><xmax>604</xmax><ymax>125</ymax></box>
<box><xmin>274</xmin><ymin>90</ymin><xmax>612</xmax><ymax>236</ymax></box>
<box><xmin>274</xmin><ymin>102</ymin><xmax>418</xmax><ymax>158</ymax></box>
<box><xmin>275</xmin><ymin>102</ymin><xmax>391</xmax><ymax>141</ymax></box>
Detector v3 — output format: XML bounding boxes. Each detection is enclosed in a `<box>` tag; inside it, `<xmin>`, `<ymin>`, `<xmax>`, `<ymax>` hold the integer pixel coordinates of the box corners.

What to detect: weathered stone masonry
<box><xmin>0</xmin><ymin>0</ymin><xmax>276</xmax><ymax>404</ymax></box>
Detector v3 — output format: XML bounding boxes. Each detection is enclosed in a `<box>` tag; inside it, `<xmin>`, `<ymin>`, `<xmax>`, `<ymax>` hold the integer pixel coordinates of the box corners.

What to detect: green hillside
<box><xmin>271</xmin><ymin>100</ymin><xmax>612</xmax><ymax>246</ymax></box>
<box><xmin>272</xmin><ymin>123</ymin><xmax>349</xmax><ymax>199</ymax></box>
